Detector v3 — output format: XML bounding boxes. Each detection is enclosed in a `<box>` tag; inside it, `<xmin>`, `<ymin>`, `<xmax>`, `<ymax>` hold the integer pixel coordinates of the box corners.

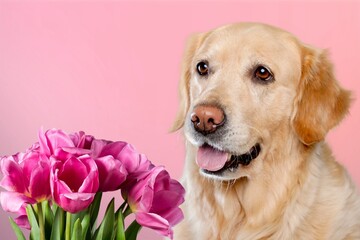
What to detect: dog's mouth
<box><xmin>197</xmin><ymin>143</ymin><xmax>261</xmax><ymax>175</ymax></box>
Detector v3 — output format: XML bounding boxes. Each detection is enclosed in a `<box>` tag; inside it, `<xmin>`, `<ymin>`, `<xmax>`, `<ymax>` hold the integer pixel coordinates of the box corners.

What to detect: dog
<box><xmin>172</xmin><ymin>23</ymin><xmax>360</xmax><ymax>239</ymax></box>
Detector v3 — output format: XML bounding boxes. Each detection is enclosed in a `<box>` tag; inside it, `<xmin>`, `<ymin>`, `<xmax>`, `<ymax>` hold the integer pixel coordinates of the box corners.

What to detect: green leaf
<box><xmin>9</xmin><ymin>217</ymin><xmax>26</xmax><ymax>240</ymax></box>
<box><xmin>125</xmin><ymin>220</ymin><xmax>142</xmax><ymax>240</ymax></box>
<box><xmin>26</xmin><ymin>205</ymin><xmax>40</xmax><ymax>240</ymax></box>
<box><xmin>70</xmin><ymin>209</ymin><xmax>87</xmax><ymax>236</ymax></box>
<box><xmin>71</xmin><ymin>218</ymin><xmax>83</xmax><ymax>240</ymax></box>
<box><xmin>42</xmin><ymin>201</ymin><xmax>54</xmax><ymax>239</ymax></box>
<box><xmin>115</xmin><ymin>210</ymin><xmax>125</xmax><ymax>240</ymax></box>
<box><xmin>50</xmin><ymin>206</ymin><xmax>65</xmax><ymax>240</ymax></box>
<box><xmin>93</xmin><ymin>198</ymin><xmax>115</xmax><ymax>240</ymax></box>
<box><xmin>89</xmin><ymin>192</ymin><xmax>102</xmax><ymax>231</ymax></box>
<box><xmin>81</xmin><ymin>214</ymin><xmax>91</xmax><ymax>240</ymax></box>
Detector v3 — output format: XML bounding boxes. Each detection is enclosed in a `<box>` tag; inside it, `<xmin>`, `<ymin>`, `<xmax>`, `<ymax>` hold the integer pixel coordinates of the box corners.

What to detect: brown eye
<box><xmin>255</xmin><ymin>66</ymin><xmax>273</xmax><ymax>82</ymax></box>
<box><xmin>196</xmin><ymin>61</ymin><xmax>209</xmax><ymax>76</ymax></box>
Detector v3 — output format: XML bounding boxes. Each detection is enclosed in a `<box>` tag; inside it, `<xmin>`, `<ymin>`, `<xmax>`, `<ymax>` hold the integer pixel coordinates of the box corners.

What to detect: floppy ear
<box><xmin>170</xmin><ymin>33</ymin><xmax>206</xmax><ymax>132</ymax></box>
<box><xmin>292</xmin><ymin>45</ymin><xmax>352</xmax><ymax>145</ymax></box>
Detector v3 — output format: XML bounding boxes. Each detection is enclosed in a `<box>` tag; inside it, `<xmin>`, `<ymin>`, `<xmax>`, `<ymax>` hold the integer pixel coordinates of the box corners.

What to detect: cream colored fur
<box><xmin>173</xmin><ymin>23</ymin><xmax>360</xmax><ymax>240</ymax></box>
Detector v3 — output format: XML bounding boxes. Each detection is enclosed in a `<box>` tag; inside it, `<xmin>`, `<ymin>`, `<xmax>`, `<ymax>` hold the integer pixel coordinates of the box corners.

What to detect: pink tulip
<box><xmin>0</xmin><ymin>151</ymin><xmax>51</xmax><ymax>201</ymax></box>
<box><xmin>38</xmin><ymin>128</ymin><xmax>101</xmax><ymax>212</ymax></box>
<box><xmin>0</xmin><ymin>192</ymin><xmax>35</xmax><ymax>229</ymax></box>
<box><xmin>39</xmin><ymin>128</ymin><xmax>75</xmax><ymax>157</ymax></box>
<box><xmin>113</xmin><ymin>143</ymin><xmax>153</xmax><ymax>175</ymax></box>
<box><xmin>91</xmin><ymin>139</ymin><xmax>128</xmax><ymax>192</ymax></box>
<box><xmin>94</xmin><ymin>154</ymin><xmax>127</xmax><ymax>192</ymax></box>
<box><xmin>92</xmin><ymin>140</ymin><xmax>153</xmax><ymax>174</ymax></box>
<box><xmin>91</xmin><ymin>140</ymin><xmax>153</xmax><ymax>191</ymax></box>
<box><xmin>69</xmin><ymin>131</ymin><xmax>94</xmax><ymax>150</ymax></box>
<box><xmin>39</xmin><ymin>128</ymin><xmax>95</xmax><ymax>158</ymax></box>
<box><xmin>124</xmin><ymin>166</ymin><xmax>185</xmax><ymax>239</ymax></box>
<box><xmin>0</xmin><ymin>150</ymin><xmax>51</xmax><ymax>229</ymax></box>
<box><xmin>50</xmin><ymin>155</ymin><xmax>99</xmax><ymax>213</ymax></box>
<box><xmin>1</xmin><ymin>153</ymin><xmax>27</xmax><ymax>193</ymax></box>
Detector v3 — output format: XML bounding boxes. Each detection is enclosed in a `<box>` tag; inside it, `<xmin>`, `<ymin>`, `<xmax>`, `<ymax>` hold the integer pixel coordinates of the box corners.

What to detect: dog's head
<box><xmin>172</xmin><ymin>23</ymin><xmax>351</xmax><ymax>181</ymax></box>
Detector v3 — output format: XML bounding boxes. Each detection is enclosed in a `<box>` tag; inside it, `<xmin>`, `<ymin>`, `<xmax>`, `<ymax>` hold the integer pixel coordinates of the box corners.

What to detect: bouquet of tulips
<box><xmin>0</xmin><ymin>128</ymin><xmax>185</xmax><ymax>240</ymax></box>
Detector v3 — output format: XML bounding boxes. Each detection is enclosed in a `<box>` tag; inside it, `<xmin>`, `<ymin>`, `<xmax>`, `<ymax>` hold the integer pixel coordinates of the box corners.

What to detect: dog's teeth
<box><xmin>229</xmin><ymin>167</ymin><xmax>234</xmax><ymax>172</ymax></box>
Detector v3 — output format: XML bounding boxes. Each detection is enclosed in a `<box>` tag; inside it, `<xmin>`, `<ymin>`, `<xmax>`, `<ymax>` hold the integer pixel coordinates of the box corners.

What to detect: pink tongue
<box><xmin>197</xmin><ymin>145</ymin><xmax>228</xmax><ymax>171</ymax></box>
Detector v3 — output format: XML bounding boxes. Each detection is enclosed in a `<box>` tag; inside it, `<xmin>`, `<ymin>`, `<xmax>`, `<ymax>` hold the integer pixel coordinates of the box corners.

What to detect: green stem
<box><xmin>37</xmin><ymin>203</ymin><xmax>45</xmax><ymax>240</ymax></box>
<box><xmin>65</xmin><ymin>211</ymin><xmax>72</xmax><ymax>240</ymax></box>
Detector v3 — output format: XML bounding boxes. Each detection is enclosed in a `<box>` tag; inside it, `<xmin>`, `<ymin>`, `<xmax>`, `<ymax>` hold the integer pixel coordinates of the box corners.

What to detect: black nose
<box><xmin>191</xmin><ymin>105</ymin><xmax>225</xmax><ymax>135</ymax></box>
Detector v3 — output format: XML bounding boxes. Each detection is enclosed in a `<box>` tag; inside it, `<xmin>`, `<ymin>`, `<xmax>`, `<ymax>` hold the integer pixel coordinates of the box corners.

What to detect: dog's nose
<box><xmin>191</xmin><ymin>105</ymin><xmax>225</xmax><ymax>134</ymax></box>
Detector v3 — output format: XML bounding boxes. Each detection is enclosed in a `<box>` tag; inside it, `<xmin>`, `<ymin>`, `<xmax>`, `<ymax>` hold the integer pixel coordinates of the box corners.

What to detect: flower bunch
<box><xmin>0</xmin><ymin>128</ymin><xmax>185</xmax><ymax>240</ymax></box>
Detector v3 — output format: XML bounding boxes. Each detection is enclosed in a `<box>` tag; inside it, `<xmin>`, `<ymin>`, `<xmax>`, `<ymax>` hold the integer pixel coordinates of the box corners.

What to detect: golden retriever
<box><xmin>172</xmin><ymin>23</ymin><xmax>360</xmax><ymax>239</ymax></box>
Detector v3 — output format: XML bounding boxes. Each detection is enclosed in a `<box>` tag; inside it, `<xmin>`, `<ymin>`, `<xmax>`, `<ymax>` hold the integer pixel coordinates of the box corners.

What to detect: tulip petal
<box><xmin>102</xmin><ymin>142</ymin><xmax>153</xmax><ymax>174</ymax></box>
<box><xmin>77</xmin><ymin>157</ymin><xmax>99</xmax><ymax>193</ymax></box>
<box><xmin>126</xmin><ymin>166</ymin><xmax>164</xmax><ymax>203</ymax></box>
<box><xmin>0</xmin><ymin>157</ymin><xmax>27</xmax><ymax>193</ymax></box>
<box><xmin>138</xmin><ymin>185</ymin><xmax>154</xmax><ymax>211</ymax></box>
<box><xmin>28</xmin><ymin>160</ymin><xmax>51</xmax><ymax>201</ymax></box>
<box><xmin>21</xmin><ymin>152</ymin><xmax>43</xmax><ymax>181</ymax></box>
<box><xmin>59</xmin><ymin>157</ymin><xmax>88</xmax><ymax>192</ymax></box>
<box><xmin>151</xmin><ymin>169</ymin><xmax>169</xmax><ymax>190</ymax></box>
<box><xmin>60</xmin><ymin>147</ymin><xmax>92</xmax><ymax>156</ymax></box>
<box><xmin>160</xmin><ymin>207</ymin><xmax>184</xmax><ymax>226</ymax></box>
<box><xmin>0</xmin><ymin>192</ymin><xmax>35</xmax><ymax>214</ymax></box>
<box><xmin>38</xmin><ymin>128</ymin><xmax>51</xmax><ymax>156</ymax></box>
<box><xmin>59</xmin><ymin>192</ymin><xmax>95</xmax><ymax>213</ymax></box>
<box><xmin>53</xmin><ymin>148</ymin><xmax>92</xmax><ymax>161</ymax></box>
<box><xmin>14</xmin><ymin>215</ymin><xmax>31</xmax><ymax>229</ymax></box>
<box><xmin>69</xmin><ymin>131</ymin><xmax>94</xmax><ymax>149</ymax></box>
<box><xmin>39</xmin><ymin>128</ymin><xmax>74</xmax><ymax>156</ymax></box>
<box><xmin>97</xmin><ymin>141</ymin><xmax>128</xmax><ymax>158</ymax></box>
<box><xmin>170</xmin><ymin>179</ymin><xmax>186</xmax><ymax>196</ymax></box>
<box><xmin>51</xmin><ymin>166</ymin><xmax>72</xmax><ymax>204</ymax></box>
<box><xmin>149</xmin><ymin>190</ymin><xmax>184</xmax><ymax>214</ymax></box>
<box><xmin>78</xmin><ymin>167</ymin><xmax>99</xmax><ymax>193</ymax></box>
<box><xmin>90</xmin><ymin>139</ymin><xmax>110</xmax><ymax>158</ymax></box>
<box><xmin>95</xmin><ymin>156</ymin><xmax>127</xmax><ymax>192</ymax></box>
<box><xmin>135</xmin><ymin>212</ymin><xmax>173</xmax><ymax>239</ymax></box>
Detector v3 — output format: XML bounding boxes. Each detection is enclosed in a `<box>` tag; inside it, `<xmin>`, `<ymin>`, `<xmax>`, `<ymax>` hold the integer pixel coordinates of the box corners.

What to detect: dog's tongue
<box><xmin>197</xmin><ymin>145</ymin><xmax>228</xmax><ymax>171</ymax></box>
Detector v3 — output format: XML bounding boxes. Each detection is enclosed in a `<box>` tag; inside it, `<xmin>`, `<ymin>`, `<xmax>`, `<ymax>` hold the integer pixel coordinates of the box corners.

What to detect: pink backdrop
<box><xmin>0</xmin><ymin>1</ymin><xmax>359</xmax><ymax>239</ymax></box>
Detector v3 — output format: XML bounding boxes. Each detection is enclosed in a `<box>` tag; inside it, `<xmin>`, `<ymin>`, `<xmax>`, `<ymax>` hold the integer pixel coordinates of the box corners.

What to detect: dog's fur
<box><xmin>172</xmin><ymin>23</ymin><xmax>360</xmax><ymax>239</ymax></box>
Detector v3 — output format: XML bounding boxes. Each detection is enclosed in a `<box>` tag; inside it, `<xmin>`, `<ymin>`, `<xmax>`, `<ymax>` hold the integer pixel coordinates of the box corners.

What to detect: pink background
<box><xmin>0</xmin><ymin>1</ymin><xmax>359</xmax><ymax>239</ymax></box>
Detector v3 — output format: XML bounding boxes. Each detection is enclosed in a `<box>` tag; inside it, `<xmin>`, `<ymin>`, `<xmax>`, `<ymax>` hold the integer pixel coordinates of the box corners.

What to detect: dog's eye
<box><xmin>254</xmin><ymin>66</ymin><xmax>273</xmax><ymax>82</ymax></box>
<box><xmin>196</xmin><ymin>61</ymin><xmax>209</xmax><ymax>76</ymax></box>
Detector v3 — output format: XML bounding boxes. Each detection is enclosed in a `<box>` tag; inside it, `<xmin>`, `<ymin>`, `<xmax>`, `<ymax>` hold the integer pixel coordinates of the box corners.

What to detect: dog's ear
<box><xmin>170</xmin><ymin>33</ymin><xmax>206</xmax><ymax>132</ymax></box>
<box><xmin>292</xmin><ymin>45</ymin><xmax>352</xmax><ymax>145</ymax></box>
